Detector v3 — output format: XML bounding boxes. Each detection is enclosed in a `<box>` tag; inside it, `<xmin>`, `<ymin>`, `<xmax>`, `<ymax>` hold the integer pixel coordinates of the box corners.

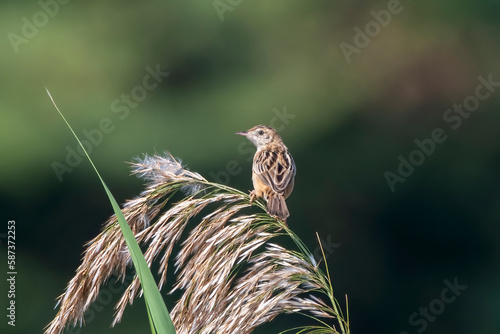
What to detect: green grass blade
<box><xmin>46</xmin><ymin>88</ymin><xmax>176</xmax><ymax>334</ymax></box>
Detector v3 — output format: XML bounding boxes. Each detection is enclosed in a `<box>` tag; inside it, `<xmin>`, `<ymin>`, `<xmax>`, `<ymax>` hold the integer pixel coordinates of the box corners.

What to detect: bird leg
<box><xmin>249</xmin><ymin>190</ymin><xmax>257</xmax><ymax>203</ymax></box>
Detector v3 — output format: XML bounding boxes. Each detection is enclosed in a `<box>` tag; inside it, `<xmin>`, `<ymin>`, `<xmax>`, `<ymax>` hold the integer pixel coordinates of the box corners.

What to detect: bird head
<box><xmin>236</xmin><ymin>125</ymin><xmax>283</xmax><ymax>149</ymax></box>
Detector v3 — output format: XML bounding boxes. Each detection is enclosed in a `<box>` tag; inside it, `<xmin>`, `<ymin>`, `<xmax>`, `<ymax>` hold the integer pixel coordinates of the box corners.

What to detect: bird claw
<box><xmin>249</xmin><ymin>191</ymin><xmax>257</xmax><ymax>203</ymax></box>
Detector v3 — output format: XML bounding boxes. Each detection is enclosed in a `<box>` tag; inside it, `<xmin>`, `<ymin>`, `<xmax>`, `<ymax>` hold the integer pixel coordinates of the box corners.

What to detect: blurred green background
<box><xmin>1</xmin><ymin>0</ymin><xmax>500</xmax><ymax>333</ymax></box>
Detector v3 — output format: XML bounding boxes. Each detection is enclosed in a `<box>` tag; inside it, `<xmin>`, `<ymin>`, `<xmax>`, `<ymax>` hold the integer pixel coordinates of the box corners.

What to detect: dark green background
<box><xmin>1</xmin><ymin>1</ymin><xmax>499</xmax><ymax>333</ymax></box>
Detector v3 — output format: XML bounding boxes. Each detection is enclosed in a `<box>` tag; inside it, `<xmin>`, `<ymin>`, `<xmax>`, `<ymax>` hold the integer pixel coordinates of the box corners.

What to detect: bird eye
<box><xmin>257</xmin><ymin>130</ymin><xmax>264</xmax><ymax>136</ymax></box>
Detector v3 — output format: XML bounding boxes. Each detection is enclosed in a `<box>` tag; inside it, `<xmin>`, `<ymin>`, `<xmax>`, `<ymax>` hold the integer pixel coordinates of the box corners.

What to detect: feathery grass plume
<box><xmin>46</xmin><ymin>152</ymin><xmax>349</xmax><ymax>334</ymax></box>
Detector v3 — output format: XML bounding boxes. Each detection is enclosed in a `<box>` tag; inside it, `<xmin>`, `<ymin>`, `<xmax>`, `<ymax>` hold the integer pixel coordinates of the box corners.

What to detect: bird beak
<box><xmin>235</xmin><ymin>131</ymin><xmax>247</xmax><ymax>136</ymax></box>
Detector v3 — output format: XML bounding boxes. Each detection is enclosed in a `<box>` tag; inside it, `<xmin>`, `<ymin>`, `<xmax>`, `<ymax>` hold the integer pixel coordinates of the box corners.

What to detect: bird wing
<box><xmin>253</xmin><ymin>148</ymin><xmax>296</xmax><ymax>194</ymax></box>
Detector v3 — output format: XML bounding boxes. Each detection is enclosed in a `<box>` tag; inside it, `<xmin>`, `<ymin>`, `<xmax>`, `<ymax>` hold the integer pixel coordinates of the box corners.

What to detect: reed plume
<box><xmin>46</xmin><ymin>152</ymin><xmax>349</xmax><ymax>334</ymax></box>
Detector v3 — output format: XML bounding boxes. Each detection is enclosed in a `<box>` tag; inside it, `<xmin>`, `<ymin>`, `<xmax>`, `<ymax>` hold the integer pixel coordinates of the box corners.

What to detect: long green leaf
<box><xmin>46</xmin><ymin>88</ymin><xmax>176</xmax><ymax>334</ymax></box>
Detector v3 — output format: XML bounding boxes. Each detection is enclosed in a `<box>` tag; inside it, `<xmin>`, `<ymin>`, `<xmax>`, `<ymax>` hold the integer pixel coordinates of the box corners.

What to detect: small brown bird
<box><xmin>236</xmin><ymin>125</ymin><xmax>296</xmax><ymax>223</ymax></box>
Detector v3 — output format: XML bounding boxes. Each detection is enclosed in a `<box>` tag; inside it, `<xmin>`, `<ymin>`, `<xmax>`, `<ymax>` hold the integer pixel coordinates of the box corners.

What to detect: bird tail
<box><xmin>267</xmin><ymin>194</ymin><xmax>289</xmax><ymax>223</ymax></box>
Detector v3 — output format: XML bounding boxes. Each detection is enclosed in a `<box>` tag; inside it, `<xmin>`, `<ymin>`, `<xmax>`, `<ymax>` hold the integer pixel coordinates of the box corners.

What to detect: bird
<box><xmin>236</xmin><ymin>125</ymin><xmax>296</xmax><ymax>224</ymax></box>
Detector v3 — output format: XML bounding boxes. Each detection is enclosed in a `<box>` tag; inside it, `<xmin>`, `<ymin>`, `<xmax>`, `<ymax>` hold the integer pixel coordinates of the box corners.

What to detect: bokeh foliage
<box><xmin>1</xmin><ymin>1</ymin><xmax>500</xmax><ymax>333</ymax></box>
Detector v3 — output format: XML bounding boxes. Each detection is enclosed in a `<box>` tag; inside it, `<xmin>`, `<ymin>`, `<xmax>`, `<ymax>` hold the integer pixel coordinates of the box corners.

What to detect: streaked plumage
<box><xmin>236</xmin><ymin>125</ymin><xmax>296</xmax><ymax>223</ymax></box>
